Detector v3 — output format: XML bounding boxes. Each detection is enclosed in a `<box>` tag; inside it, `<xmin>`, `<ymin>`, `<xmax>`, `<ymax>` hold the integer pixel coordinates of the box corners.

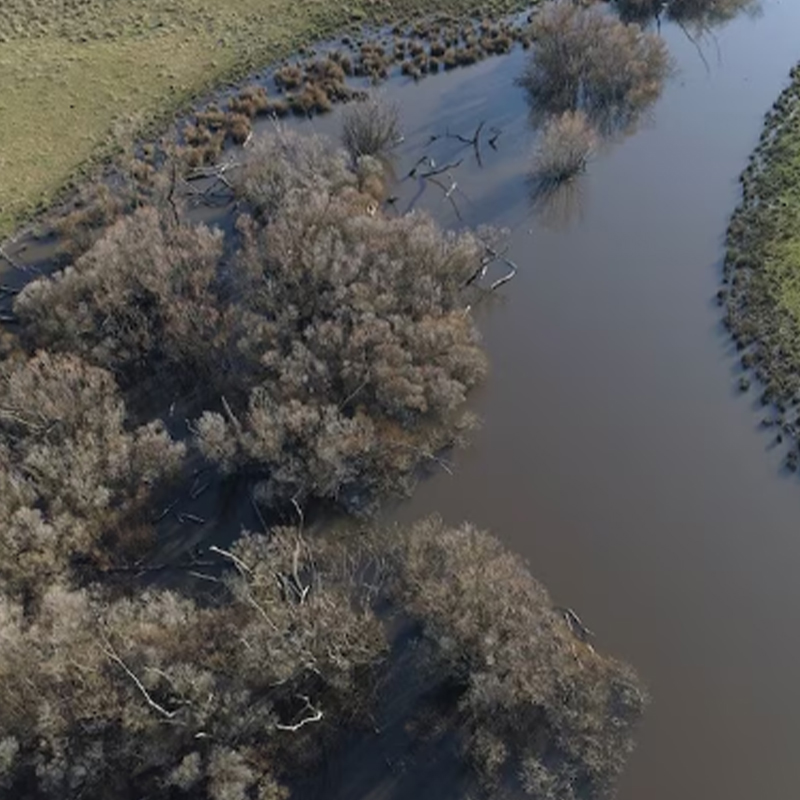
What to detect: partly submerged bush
<box><xmin>521</xmin><ymin>1</ymin><xmax>670</xmax><ymax>132</ymax></box>
<box><xmin>0</xmin><ymin>351</ymin><xmax>184</xmax><ymax>602</ymax></box>
<box><xmin>613</xmin><ymin>0</ymin><xmax>758</xmax><ymax>28</ymax></box>
<box><xmin>389</xmin><ymin>517</ymin><xmax>648</xmax><ymax>798</ymax></box>
<box><xmin>16</xmin><ymin>207</ymin><xmax>225</xmax><ymax>392</ymax></box>
<box><xmin>0</xmin><ymin>530</ymin><xmax>385</xmax><ymax>799</ymax></box>
<box><xmin>0</xmin><ymin>517</ymin><xmax>645</xmax><ymax>800</ymax></box>
<box><xmin>234</xmin><ymin>127</ymin><xmax>355</xmax><ymax>219</ymax></box>
<box><xmin>531</xmin><ymin>110</ymin><xmax>598</xmax><ymax>184</ymax></box>
<box><xmin>341</xmin><ymin>95</ymin><xmax>401</xmax><ymax>160</ymax></box>
<box><xmin>197</xmin><ymin>188</ymin><xmax>487</xmax><ymax>511</ymax></box>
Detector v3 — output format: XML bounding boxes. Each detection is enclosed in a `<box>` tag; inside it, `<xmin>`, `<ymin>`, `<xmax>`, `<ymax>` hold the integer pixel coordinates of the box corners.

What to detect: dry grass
<box><xmin>0</xmin><ymin>0</ymin><xmax>528</xmax><ymax>240</ymax></box>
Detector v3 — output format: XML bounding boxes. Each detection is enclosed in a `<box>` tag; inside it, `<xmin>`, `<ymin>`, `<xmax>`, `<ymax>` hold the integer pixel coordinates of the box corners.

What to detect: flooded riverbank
<box><xmin>3</xmin><ymin>0</ymin><xmax>800</xmax><ymax>796</ymax></box>
<box><xmin>260</xmin><ymin>1</ymin><xmax>800</xmax><ymax>797</ymax></box>
<box><xmin>340</xmin><ymin>2</ymin><xmax>800</xmax><ymax>799</ymax></box>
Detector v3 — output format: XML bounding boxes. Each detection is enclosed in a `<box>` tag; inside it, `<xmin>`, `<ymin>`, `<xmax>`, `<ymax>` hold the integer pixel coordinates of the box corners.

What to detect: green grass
<box><xmin>0</xmin><ymin>0</ymin><xmax>526</xmax><ymax>239</ymax></box>
<box><xmin>724</xmin><ymin>63</ymin><xmax>800</xmax><ymax>404</ymax></box>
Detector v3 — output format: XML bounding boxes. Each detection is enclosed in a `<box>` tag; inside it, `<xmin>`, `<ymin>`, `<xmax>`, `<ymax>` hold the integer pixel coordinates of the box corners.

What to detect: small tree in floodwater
<box><xmin>0</xmin><ymin>530</ymin><xmax>386</xmax><ymax>800</ymax></box>
<box><xmin>613</xmin><ymin>0</ymin><xmax>759</xmax><ymax>29</ymax></box>
<box><xmin>195</xmin><ymin>130</ymin><xmax>488</xmax><ymax>513</ymax></box>
<box><xmin>341</xmin><ymin>95</ymin><xmax>401</xmax><ymax>160</ymax></box>
<box><xmin>385</xmin><ymin>517</ymin><xmax>648</xmax><ymax>798</ymax></box>
<box><xmin>531</xmin><ymin>110</ymin><xmax>598</xmax><ymax>185</ymax></box>
<box><xmin>520</xmin><ymin>1</ymin><xmax>671</xmax><ymax>134</ymax></box>
<box><xmin>15</xmin><ymin>206</ymin><xmax>226</xmax><ymax>396</ymax></box>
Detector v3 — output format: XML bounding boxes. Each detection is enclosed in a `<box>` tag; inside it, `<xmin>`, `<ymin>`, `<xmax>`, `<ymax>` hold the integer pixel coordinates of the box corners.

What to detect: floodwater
<box><xmin>300</xmin><ymin>2</ymin><xmax>800</xmax><ymax>799</ymax></box>
<box><xmin>3</xmin><ymin>2</ymin><xmax>800</xmax><ymax>797</ymax></box>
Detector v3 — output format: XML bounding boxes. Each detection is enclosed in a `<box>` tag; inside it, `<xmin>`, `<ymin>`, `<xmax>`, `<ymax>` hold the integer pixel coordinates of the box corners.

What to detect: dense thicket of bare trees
<box><xmin>0</xmin><ymin>519</ymin><xmax>645</xmax><ymax>799</ymax></box>
<box><xmin>0</xmin><ymin>530</ymin><xmax>384</xmax><ymax>799</ymax></box>
<box><xmin>197</xmin><ymin>184</ymin><xmax>487</xmax><ymax>511</ymax></box>
<box><xmin>17</xmin><ymin>130</ymin><xmax>487</xmax><ymax>513</ymax></box>
<box><xmin>2</xmin><ymin>123</ymin><xmax>647</xmax><ymax>799</ymax></box>
<box><xmin>16</xmin><ymin>207</ymin><xmax>225</xmax><ymax>390</ymax></box>
<box><xmin>0</xmin><ymin>352</ymin><xmax>184</xmax><ymax>605</ymax></box>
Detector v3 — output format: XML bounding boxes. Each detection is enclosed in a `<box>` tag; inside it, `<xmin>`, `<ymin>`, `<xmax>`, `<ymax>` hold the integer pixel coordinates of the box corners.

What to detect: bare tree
<box><xmin>520</xmin><ymin>1</ymin><xmax>671</xmax><ymax>134</ymax></box>
<box><xmin>387</xmin><ymin>517</ymin><xmax>649</xmax><ymax>797</ymax></box>
<box><xmin>0</xmin><ymin>351</ymin><xmax>185</xmax><ymax>602</ymax></box>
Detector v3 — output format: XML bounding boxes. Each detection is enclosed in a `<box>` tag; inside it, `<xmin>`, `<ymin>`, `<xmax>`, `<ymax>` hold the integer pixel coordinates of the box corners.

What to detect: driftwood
<box><xmin>420</xmin><ymin>158</ymin><xmax>463</xmax><ymax>178</ymax></box>
<box><xmin>447</xmin><ymin>120</ymin><xmax>486</xmax><ymax>166</ymax></box>
<box><xmin>102</xmin><ymin>638</ymin><xmax>179</xmax><ymax>719</ymax></box>
<box><xmin>275</xmin><ymin>695</ymin><xmax>323</xmax><ymax>732</ymax></box>
<box><xmin>152</xmin><ymin>499</ymin><xmax>179</xmax><ymax>523</ymax></box>
<box><xmin>465</xmin><ymin>242</ymin><xmax>518</xmax><ymax>292</ymax></box>
<box><xmin>557</xmin><ymin>606</ymin><xmax>595</xmax><ymax>641</ymax></box>
<box><xmin>426</xmin><ymin>176</ymin><xmax>463</xmax><ymax>222</ymax></box>
<box><xmin>406</xmin><ymin>155</ymin><xmax>434</xmax><ymax>179</ymax></box>
<box><xmin>177</xmin><ymin>511</ymin><xmax>205</xmax><ymax>525</ymax></box>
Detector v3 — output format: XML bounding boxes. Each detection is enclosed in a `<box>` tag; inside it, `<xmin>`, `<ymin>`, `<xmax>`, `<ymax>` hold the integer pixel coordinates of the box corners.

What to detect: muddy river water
<box><xmin>299</xmin><ymin>2</ymin><xmax>800</xmax><ymax>798</ymax></box>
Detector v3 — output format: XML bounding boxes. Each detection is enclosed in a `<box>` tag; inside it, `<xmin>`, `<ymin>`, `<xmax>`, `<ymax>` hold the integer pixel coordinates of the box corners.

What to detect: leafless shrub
<box><xmin>196</xmin><ymin>184</ymin><xmax>487</xmax><ymax>512</ymax></box>
<box><xmin>0</xmin><ymin>529</ymin><xmax>385</xmax><ymax>799</ymax></box>
<box><xmin>341</xmin><ymin>95</ymin><xmax>401</xmax><ymax>160</ymax></box>
<box><xmin>0</xmin><ymin>352</ymin><xmax>184</xmax><ymax>601</ymax></box>
<box><xmin>388</xmin><ymin>516</ymin><xmax>648</xmax><ymax>798</ymax></box>
<box><xmin>520</xmin><ymin>1</ymin><xmax>671</xmax><ymax>133</ymax></box>
<box><xmin>614</xmin><ymin>0</ymin><xmax>759</xmax><ymax>28</ymax></box>
<box><xmin>15</xmin><ymin>206</ymin><xmax>226</xmax><ymax>392</ymax></box>
<box><xmin>234</xmin><ymin>126</ymin><xmax>355</xmax><ymax>219</ymax></box>
<box><xmin>531</xmin><ymin>110</ymin><xmax>598</xmax><ymax>184</ymax></box>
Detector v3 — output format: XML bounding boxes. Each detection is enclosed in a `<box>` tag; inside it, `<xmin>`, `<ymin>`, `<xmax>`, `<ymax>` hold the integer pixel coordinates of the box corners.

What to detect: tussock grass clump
<box><xmin>531</xmin><ymin>110</ymin><xmax>598</xmax><ymax>184</ymax></box>
<box><xmin>228</xmin><ymin>85</ymin><xmax>270</xmax><ymax>117</ymax></box>
<box><xmin>341</xmin><ymin>95</ymin><xmax>401</xmax><ymax>160</ymax></box>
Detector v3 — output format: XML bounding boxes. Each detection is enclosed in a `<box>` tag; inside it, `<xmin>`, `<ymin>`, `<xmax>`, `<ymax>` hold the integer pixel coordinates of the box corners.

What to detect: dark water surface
<box><xmin>302</xmin><ymin>3</ymin><xmax>800</xmax><ymax>798</ymax></box>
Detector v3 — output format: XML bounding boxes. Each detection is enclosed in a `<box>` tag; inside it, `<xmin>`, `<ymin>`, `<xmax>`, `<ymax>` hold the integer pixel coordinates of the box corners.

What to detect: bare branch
<box><xmin>209</xmin><ymin>545</ymin><xmax>251</xmax><ymax>574</ymax></box>
<box><xmin>420</xmin><ymin>158</ymin><xmax>463</xmax><ymax>178</ymax></box>
<box><xmin>102</xmin><ymin>640</ymin><xmax>178</xmax><ymax>720</ymax></box>
<box><xmin>275</xmin><ymin>695</ymin><xmax>323</xmax><ymax>731</ymax></box>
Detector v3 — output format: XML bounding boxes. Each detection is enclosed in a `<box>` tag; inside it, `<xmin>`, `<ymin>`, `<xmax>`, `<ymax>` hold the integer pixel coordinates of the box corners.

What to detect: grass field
<box><xmin>0</xmin><ymin>0</ymin><xmax>523</xmax><ymax>240</ymax></box>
